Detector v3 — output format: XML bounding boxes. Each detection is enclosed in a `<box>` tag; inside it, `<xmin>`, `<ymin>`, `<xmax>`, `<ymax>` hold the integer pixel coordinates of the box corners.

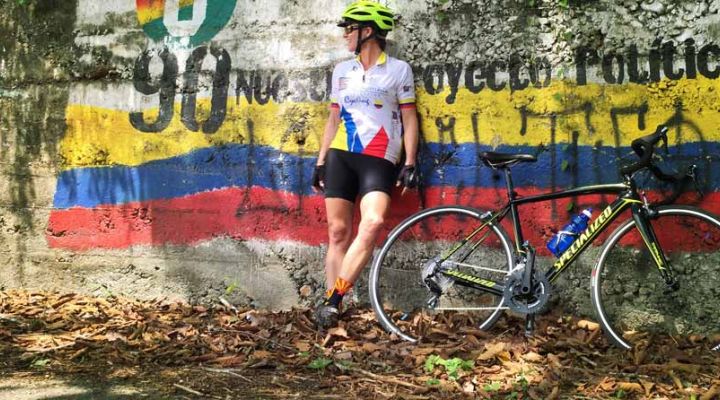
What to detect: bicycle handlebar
<box><xmin>620</xmin><ymin>124</ymin><xmax>703</xmax><ymax>203</ymax></box>
<box><xmin>619</xmin><ymin>124</ymin><xmax>669</xmax><ymax>177</ymax></box>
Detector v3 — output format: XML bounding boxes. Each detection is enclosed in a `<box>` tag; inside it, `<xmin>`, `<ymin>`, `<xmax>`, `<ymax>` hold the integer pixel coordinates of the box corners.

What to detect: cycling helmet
<box><xmin>337</xmin><ymin>1</ymin><xmax>395</xmax><ymax>31</ymax></box>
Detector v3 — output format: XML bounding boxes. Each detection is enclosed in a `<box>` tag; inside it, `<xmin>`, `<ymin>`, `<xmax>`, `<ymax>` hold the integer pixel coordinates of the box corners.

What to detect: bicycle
<box><xmin>368</xmin><ymin>125</ymin><xmax>720</xmax><ymax>352</ymax></box>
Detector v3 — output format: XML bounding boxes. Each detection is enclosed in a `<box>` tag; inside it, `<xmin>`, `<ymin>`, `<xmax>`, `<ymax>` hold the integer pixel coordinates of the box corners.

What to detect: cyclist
<box><xmin>312</xmin><ymin>0</ymin><xmax>419</xmax><ymax>329</ymax></box>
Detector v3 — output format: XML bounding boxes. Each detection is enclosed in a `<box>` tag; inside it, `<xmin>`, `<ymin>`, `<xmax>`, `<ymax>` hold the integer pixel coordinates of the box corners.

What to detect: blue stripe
<box><xmin>53</xmin><ymin>142</ymin><xmax>720</xmax><ymax>209</ymax></box>
<box><xmin>340</xmin><ymin>106</ymin><xmax>363</xmax><ymax>153</ymax></box>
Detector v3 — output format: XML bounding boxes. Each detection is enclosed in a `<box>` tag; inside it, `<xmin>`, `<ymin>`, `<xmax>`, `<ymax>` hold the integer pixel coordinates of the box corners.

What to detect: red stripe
<box><xmin>46</xmin><ymin>187</ymin><xmax>720</xmax><ymax>252</ymax></box>
<box><xmin>399</xmin><ymin>103</ymin><xmax>416</xmax><ymax>109</ymax></box>
<box><xmin>135</xmin><ymin>0</ymin><xmax>163</xmax><ymax>11</ymax></box>
<box><xmin>362</xmin><ymin>126</ymin><xmax>389</xmax><ymax>159</ymax></box>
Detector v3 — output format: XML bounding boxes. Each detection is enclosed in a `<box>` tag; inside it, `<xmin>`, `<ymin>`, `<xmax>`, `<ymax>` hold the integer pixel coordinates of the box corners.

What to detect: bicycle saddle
<box><xmin>479</xmin><ymin>151</ymin><xmax>537</xmax><ymax>168</ymax></box>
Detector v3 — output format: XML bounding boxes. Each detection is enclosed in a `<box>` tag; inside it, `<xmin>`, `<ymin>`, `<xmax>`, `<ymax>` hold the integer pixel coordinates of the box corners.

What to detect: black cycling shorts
<box><xmin>324</xmin><ymin>149</ymin><xmax>397</xmax><ymax>202</ymax></box>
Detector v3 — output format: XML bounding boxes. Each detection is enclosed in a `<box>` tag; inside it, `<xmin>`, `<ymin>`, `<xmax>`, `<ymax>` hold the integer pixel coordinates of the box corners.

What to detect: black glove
<box><xmin>397</xmin><ymin>165</ymin><xmax>418</xmax><ymax>189</ymax></box>
<box><xmin>312</xmin><ymin>164</ymin><xmax>326</xmax><ymax>192</ymax></box>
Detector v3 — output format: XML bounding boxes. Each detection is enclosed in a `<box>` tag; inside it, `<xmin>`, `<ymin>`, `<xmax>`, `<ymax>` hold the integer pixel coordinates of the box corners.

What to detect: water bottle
<box><xmin>546</xmin><ymin>209</ymin><xmax>593</xmax><ymax>257</ymax></box>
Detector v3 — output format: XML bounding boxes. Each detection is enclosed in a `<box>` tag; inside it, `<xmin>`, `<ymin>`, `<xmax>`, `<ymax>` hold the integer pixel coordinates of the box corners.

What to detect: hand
<box><xmin>397</xmin><ymin>164</ymin><xmax>418</xmax><ymax>192</ymax></box>
<box><xmin>312</xmin><ymin>164</ymin><xmax>326</xmax><ymax>192</ymax></box>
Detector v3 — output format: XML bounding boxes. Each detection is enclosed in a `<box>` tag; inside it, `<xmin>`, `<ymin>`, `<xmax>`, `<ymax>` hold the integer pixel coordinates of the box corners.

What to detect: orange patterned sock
<box><xmin>333</xmin><ymin>277</ymin><xmax>353</xmax><ymax>295</ymax></box>
<box><xmin>324</xmin><ymin>277</ymin><xmax>353</xmax><ymax>307</ymax></box>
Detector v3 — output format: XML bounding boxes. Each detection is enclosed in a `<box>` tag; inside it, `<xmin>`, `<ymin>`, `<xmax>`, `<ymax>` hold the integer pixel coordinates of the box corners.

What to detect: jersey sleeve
<box><xmin>397</xmin><ymin>62</ymin><xmax>416</xmax><ymax>109</ymax></box>
<box><xmin>330</xmin><ymin>64</ymin><xmax>341</xmax><ymax>109</ymax></box>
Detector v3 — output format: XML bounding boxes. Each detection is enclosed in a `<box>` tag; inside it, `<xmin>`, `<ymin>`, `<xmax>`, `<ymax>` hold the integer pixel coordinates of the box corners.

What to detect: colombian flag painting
<box><xmin>46</xmin><ymin>94</ymin><xmax>333</xmax><ymax>251</ymax></box>
<box><xmin>46</xmin><ymin>78</ymin><xmax>720</xmax><ymax>252</ymax></box>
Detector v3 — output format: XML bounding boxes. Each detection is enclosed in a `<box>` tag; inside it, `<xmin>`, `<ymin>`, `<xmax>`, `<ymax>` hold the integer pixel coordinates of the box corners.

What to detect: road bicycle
<box><xmin>369</xmin><ymin>125</ymin><xmax>720</xmax><ymax>352</ymax></box>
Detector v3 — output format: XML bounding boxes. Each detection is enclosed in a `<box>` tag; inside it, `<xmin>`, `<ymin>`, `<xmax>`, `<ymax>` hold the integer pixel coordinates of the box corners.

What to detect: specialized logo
<box><xmin>136</xmin><ymin>0</ymin><xmax>236</xmax><ymax>48</ymax></box>
<box><xmin>553</xmin><ymin>200</ymin><xmax>640</xmax><ymax>271</ymax></box>
<box><xmin>443</xmin><ymin>270</ymin><xmax>496</xmax><ymax>288</ymax></box>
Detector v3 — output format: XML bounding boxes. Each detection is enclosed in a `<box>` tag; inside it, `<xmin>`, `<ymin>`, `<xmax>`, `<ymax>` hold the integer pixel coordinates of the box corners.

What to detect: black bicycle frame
<box><xmin>445</xmin><ymin>166</ymin><xmax>675</xmax><ymax>292</ymax></box>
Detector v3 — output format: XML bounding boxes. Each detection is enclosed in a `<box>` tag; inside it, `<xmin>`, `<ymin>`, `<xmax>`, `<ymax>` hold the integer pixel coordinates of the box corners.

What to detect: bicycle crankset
<box><xmin>503</xmin><ymin>268</ymin><xmax>551</xmax><ymax>314</ymax></box>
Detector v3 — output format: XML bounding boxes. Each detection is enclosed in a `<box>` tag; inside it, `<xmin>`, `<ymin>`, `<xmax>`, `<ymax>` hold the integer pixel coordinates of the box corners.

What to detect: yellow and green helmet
<box><xmin>338</xmin><ymin>1</ymin><xmax>395</xmax><ymax>32</ymax></box>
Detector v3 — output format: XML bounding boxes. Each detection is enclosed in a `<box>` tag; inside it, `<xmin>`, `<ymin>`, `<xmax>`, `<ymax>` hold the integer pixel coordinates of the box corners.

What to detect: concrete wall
<box><xmin>1</xmin><ymin>0</ymin><xmax>719</xmax><ymax>311</ymax></box>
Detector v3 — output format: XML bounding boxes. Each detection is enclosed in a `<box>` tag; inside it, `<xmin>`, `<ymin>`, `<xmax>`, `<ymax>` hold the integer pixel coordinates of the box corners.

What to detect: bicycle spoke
<box><xmin>369</xmin><ymin>207</ymin><xmax>512</xmax><ymax>342</ymax></box>
<box><xmin>592</xmin><ymin>206</ymin><xmax>720</xmax><ymax>353</ymax></box>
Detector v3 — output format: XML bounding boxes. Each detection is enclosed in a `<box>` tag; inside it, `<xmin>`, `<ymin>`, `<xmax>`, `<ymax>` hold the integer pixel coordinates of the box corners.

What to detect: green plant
<box><xmin>424</xmin><ymin>355</ymin><xmax>474</xmax><ymax>381</ymax></box>
<box><xmin>483</xmin><ymin>381</ymin><xmax>502</xmax><ymax>392</ymax></box>
<box><xmin>426</xmin><ymin>378</ymin><xmax>441</xmax><ymax>386</ymax></box>
<box><xmin>31</xmin><ymin>358</ymin><xmax>50</xmax><ymax>368</ymax></box>
<box><xmin>334</xmin><ymin>360</ymin><xmax>353</xmax><ymax>371</ymax></box>
<box><xmin>225</xmin><ymin>280</ymin><xmax>238</xmax><ymax>295</ymax></box>
<box><xmin>308</xmin><ymin>357</ymin><xmax>333</xmax><ymax>370</ymax></box>
<box><xmin>512</xmin><ymin>375</ymin><xmax>530</xmax><ymax>396</ymax></box>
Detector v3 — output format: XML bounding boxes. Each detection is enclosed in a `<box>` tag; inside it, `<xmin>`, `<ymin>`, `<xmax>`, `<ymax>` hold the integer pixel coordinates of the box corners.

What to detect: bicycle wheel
<box><xmin>369</xmin><ymin>206</ymin><xmax>514</xmax><ymax>342</ymax></box>
<box><xmin>591</xmin><ymin>205</ymin><xmax>720</xmax><ymax>352</ymax></box>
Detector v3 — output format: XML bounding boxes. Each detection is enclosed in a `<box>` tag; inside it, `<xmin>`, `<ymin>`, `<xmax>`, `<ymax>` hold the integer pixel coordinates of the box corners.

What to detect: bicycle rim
<box><xmin>369</xmin><ymin>206</ymin><xmax>513</xmax><ymax>342</ymax></box>
<box><xmin>592</xmin><ymin>206</ymin><xmax>720</xmax><ymax>354</ymax></box>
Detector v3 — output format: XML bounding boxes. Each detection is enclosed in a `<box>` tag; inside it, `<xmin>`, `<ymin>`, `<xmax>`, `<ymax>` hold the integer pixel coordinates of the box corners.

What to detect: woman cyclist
<box><xmin>312</xmin><ymin>0</ymin><xmax>419</xmax><ymax>329</ymax></box>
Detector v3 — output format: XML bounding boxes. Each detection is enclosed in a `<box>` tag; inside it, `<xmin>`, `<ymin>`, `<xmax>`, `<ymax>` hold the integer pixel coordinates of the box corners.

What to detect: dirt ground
<box><xmin>1</xmin><ymin>290</ymin><xmax>718</xmax><ymax>400</ymax></box>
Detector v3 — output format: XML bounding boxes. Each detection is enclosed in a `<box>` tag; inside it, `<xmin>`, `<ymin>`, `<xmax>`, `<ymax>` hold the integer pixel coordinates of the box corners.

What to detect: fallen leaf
<box><xmin>334</xmin><ymin>351</ymin><xmax>353</xmax><ymax>361</ymax></box>
<box><xmin>477</xmin><ymin>342</ymin><xmax>506</xmax><ymax>361</ymax></box>
<box><xmin>362</xmin><ymin>342</ymin><xmax>382</xmax><ymax>352</ymax></box>
<box><xmin>577</xmin><ymin>320</ymin><xmax>600</xmax><ymax>331</ymax></box>
<box><xmin>522</xmin><ymin>351</ymin><xmax>543</xmax><ymax>362</ymax></box>
<box><xmin>294</xmin><ymin>341</ymin><xmax>311</xmax><ymax>352</ymax></box>
<box><xmin>617</xmin><ymin>382</ymin><xmax>643</xmax><ymax>393</ymax></box>
<box><xmin>327</xmin><ymin>326</ymin><xmax>348</xmax><ymax>338</ymax></box>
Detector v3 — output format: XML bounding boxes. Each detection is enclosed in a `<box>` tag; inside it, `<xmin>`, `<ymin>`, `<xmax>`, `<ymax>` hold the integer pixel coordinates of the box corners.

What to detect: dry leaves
<box><xmin>1</xmin><ymin>289</ymin><xmax>718</xmax><ymax>399</ymax></box>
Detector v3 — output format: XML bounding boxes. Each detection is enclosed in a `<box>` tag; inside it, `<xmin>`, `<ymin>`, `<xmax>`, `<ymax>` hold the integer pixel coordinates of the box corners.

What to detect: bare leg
<box><xmin>338</xmin><ymin>191</ymin><xmax>391</xmax><ymax>284</ymax></box>
<box><xmin>324</xmin><ymin>197</ymin><xmax>354</xmax><ymax>291</ymax></box>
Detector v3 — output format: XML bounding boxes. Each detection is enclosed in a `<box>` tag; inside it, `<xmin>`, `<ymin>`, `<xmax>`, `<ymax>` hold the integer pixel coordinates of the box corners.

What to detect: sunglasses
<box><xmin>343</xmin><ymin>24</ymin><xmax>361</xmax><ymax>34</ymax></box>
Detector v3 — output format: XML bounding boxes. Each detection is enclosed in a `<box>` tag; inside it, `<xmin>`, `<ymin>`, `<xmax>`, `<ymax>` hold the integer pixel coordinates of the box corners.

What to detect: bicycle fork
<box><xmin>632</xmin><ymin>203</ymin><xmax>679</xmax><ymax>291</ymax></box>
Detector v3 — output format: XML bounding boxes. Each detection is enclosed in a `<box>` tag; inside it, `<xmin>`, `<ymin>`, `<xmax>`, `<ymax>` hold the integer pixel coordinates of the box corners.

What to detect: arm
<box><xmin>400</xmin><ymin>106</ymin><xmax>418</xmax><ymax>166</ymax></box>
<box><xmin>311</xmin><ymin>106</ymin><xmax>340</xmax><ymax>192</ymax></box>
<box><xmin>317</xmin><ymin>106</ymin><xmax>341</xmax><ymax>166</ymax></box>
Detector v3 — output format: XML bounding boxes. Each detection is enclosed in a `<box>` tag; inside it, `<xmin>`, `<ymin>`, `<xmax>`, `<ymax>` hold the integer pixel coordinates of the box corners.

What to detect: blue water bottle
<box><xmin>546</xmin><ymin>209</ymin><xmax>592</xmax><ymax>257</ymax></box>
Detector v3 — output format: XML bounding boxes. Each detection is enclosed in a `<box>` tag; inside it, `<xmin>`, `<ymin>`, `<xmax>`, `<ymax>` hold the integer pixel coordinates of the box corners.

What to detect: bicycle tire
<box><xmin>369</xmin><ymin>206</ymin><xmax>514</xmax><ymax>342</ymax></box>
<box><xmin>591</xmin><ymin>205</ymin><xmax>720</xmax><ymax>353</ymax></box>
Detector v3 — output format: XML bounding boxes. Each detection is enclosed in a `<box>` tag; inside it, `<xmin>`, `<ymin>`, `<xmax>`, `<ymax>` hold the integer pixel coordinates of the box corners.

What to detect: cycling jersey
<box><xmin>329</xmin><ymin>53</ymin><xmax>416</xmax><ymax>164</ymax></box>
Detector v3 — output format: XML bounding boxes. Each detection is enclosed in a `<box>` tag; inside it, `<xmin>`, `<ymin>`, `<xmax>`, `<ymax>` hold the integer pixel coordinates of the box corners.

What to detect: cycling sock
<box><xmin>324</xmin><ymin>277</ymin><xmax>353</xmax><ymax>308</ymax></box>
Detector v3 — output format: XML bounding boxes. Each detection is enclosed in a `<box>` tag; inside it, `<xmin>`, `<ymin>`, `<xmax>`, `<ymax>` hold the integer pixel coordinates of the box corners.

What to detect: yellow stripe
<box><xmin>61</xmin><ymin>75</ymin><xmax>720</xmax><ymax>168</ymax></box>
<box><xmin>399</xmin><ymin>98</ymin><xmax>416</xmax><ymax>104</ymax></box>
<box><xmin>355</xmin><ymin>51</ymin><xmax>387</xmax><ymax>65</ymax></box>
<box><xmin>330</xmin><ymin>122</ymin><xmax>348</xmax><ymax>151</ymax></box>
<box><xmin>418</xmin><ymin>76</ymin><xmax>720</xmax><ymax>146</ymax></box>
<box><xmin>61</xmin><ymin>99</ymin><xmax>327</xmax><ymax>169</ymax></box>
<box><xmin>377</xmin><ymin>52</ymin><xmax>387</xmax><ymax>65</ymax></box>
<box><xmin>137</xmin><ymin>0</ymin><xmax>197</xmax><ymax>26</ymax></box>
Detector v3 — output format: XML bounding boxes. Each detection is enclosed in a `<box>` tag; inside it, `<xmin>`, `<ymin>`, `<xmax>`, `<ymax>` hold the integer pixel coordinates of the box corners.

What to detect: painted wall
<box><xmin>1</xmin><ymin>0</ymin><xmax>719</xmax><ymax>310</ymax></box>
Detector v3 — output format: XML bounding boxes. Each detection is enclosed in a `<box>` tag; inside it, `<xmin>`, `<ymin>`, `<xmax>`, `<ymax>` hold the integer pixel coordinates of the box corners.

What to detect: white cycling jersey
<box><xmin>329</xmin><ymin>52</ymin><xmax>416</xmax><ymax>164</ymax></box>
